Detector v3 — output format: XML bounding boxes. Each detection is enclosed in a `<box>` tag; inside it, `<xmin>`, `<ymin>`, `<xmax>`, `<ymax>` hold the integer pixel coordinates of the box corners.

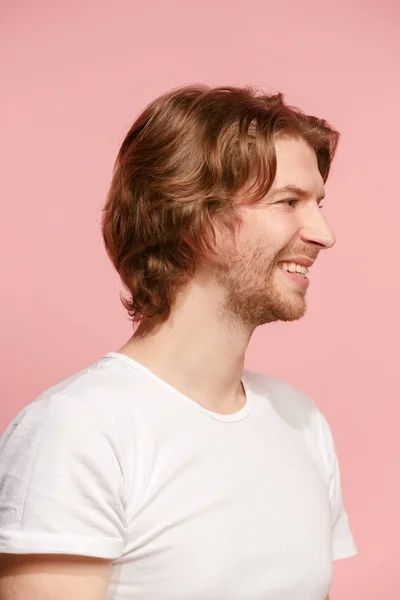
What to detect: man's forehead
<box><xmin>268</xmin><ymin>144</ymin><xmax>325</xmax><ymax>199</ymax></box>
<box><xmin>272</xmin><ymin>137</ymin><xmax>325</xmax><ymax>199</ymax></box>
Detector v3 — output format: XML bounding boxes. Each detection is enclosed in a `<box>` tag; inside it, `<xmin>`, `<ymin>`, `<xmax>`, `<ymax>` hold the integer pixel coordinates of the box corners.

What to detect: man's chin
<box><xmin>276</xmin><ymin>305</ymin><xmax>307</xmax><ymax>322</ymax></box>
<box><xmin>268</xmin><ymin>289</ymin><xmax>308</xmax><ymax>323</ymax></box>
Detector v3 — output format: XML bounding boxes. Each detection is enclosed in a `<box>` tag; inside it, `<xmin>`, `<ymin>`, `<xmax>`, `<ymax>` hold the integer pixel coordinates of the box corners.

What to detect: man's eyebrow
<box><xmin>270</xmin><ymin>184</ymin><xmax>325</xmax><ymax>201</ymax></box>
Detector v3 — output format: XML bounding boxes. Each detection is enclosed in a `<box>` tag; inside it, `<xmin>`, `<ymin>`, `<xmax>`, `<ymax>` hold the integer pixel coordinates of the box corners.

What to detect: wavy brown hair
<box><xmin>102</xmin><ymin>85</ymin><xmax>339</xmax><ymax>331</ymax></box>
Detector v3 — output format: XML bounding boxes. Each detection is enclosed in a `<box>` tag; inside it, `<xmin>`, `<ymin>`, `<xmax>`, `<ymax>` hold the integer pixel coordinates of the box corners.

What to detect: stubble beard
<box><xmin>215</xmin><ymin>244</ymin><xmax>308</xmax><ymax>329</ymax></box>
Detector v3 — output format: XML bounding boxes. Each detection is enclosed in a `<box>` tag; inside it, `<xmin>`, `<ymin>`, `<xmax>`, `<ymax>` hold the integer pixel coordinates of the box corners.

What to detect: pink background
<box><xmin>1</xmin><ymin>1</ymin><xmax>399</xmax><ymax>597</ymax></box>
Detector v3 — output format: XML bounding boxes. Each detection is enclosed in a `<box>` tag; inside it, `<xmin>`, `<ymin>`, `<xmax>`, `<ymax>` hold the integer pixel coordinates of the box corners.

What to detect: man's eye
<box><xmin>280</xmin><ymin>200</ymin><xmax>325</xmax><ymax>210</ymax></box>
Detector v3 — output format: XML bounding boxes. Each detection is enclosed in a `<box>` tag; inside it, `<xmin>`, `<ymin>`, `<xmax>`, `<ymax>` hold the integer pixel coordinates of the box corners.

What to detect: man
<box><xmin>0</xmin><ymin>85</ymin><xmax>358</xmax><ymax>599</ymax></box>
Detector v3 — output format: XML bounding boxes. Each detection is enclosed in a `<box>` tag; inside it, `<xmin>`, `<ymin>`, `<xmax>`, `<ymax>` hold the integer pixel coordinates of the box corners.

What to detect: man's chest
<box><xmin>109</xmin><ymin>416</ymin><xmax>333</xmax><ymax>599</ymax></box>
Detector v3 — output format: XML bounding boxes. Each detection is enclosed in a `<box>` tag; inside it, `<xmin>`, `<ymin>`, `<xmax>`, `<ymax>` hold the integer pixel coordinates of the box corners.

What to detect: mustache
<box><xmin>276</xmin><ymin>248</ymin><xmax>319</xmax><ymax>262</ymax></box>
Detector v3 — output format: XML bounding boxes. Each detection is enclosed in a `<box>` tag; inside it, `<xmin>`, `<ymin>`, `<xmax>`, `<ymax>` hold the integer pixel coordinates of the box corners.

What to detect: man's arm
<box><xmin>0</xmin><ymin>554</ymin><xmax>112</xmax><ymax>600</ymax></box>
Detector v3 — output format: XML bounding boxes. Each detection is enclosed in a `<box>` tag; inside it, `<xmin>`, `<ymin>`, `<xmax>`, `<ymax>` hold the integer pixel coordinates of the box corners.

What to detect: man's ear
<box><xmin>182</xmin><ymin>235</ymin><xmax>196</xmax><ymax>252</ymax></box>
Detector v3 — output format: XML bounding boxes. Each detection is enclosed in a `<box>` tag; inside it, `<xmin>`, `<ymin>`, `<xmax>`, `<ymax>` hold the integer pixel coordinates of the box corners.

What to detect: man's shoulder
<box><xmin>244</xmin><ymin>368</ymin><xmax>320</xmax><ymax>428</ymax></box>
<box><xmin>10</xmin><ymin>356</ymin><xmax>138</xmax><ymax>437</ymax></box>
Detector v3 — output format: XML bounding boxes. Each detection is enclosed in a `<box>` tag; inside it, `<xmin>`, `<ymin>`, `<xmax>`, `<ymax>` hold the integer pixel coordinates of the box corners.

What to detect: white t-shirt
<box><xmin>0</xmin><ymin>352</ymin><xmax>358</xmax><ymax>600</ymax></box>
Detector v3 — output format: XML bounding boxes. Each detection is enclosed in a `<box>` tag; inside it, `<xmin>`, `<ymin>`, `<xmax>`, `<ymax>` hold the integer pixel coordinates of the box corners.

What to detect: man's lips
<box><xmin>279</xmin><ymin>267</ymin><xmax>310</xmax><ymax>289</ymax></box>
<box><xmin>277</xmin><ymin>257</ymin><xmax>316</xmax><ymax>268</ymax></box>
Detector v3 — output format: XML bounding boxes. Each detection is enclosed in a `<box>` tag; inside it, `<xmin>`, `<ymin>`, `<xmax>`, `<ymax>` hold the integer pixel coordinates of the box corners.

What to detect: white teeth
<box><xmin>279</xmin><ymin>261</ymin><xmax>309</xmax><ymax>275</ymax></box>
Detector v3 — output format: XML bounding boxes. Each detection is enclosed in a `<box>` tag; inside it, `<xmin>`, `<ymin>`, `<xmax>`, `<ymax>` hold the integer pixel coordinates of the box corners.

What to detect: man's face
<box><xmin>213</xmin><ymin>136</ymin><xmax>336</xmax><ymax>328</ymax></box>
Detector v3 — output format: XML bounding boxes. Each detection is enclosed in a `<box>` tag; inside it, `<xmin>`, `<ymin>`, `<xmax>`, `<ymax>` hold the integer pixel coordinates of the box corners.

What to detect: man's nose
<box><xmin>299</xmin><ymin>209</ymin><xmax>336</xmax><ymax>250</ymax></box>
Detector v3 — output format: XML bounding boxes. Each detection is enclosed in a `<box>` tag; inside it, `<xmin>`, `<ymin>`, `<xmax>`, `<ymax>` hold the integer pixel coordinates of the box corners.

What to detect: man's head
<box><xmin>102</xmin><ymin>85</ymin><xmax>338</xmax><ymax>332</ymax></box>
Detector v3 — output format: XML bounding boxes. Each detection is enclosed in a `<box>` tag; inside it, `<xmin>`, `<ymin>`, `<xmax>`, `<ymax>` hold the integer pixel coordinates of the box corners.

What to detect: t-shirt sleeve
<box><xmin>316</xmin><ymin>410</ymin><xmax>359</xmax><ymax>561</ymax></box>
<box><xmin>0</xmin><ymin>394</ymin><xmax>126</xmax><ymax>558</ymax></box>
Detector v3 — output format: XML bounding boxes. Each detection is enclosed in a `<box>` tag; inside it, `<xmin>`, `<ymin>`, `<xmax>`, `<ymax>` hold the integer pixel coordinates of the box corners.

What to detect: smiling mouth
<box><xmin>277</xmin><ymin>261</ymin><xmax>310</xmax><ymax>288</ymax></box>
<box><xmin>278</xmin><ymin>261</ymin><xmax>309</xmax><ymax>277</ymax></box>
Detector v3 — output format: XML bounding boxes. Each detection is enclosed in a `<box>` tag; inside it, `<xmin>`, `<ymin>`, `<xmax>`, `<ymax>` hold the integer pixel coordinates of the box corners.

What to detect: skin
<box><xmin>0</xmin><ymin>554</ymin><xmax>112</xmax><ymax>599</ymax></box>
<box><xmin>118</xmin><ymin>136</ymin><xmax>336</xmax><ymax>414</ymax></box>
<box><xmin>0</xmin><ymin>137</ymin><xmax>335</xmax><ymax>599</ymax></box>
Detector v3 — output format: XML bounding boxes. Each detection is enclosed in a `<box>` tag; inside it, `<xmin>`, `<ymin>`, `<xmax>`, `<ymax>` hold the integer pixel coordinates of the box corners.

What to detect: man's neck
<box><xmin>117</xmin><ymin>279</ymin><xmax>254</xmax><ymax>415</ymax></box>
